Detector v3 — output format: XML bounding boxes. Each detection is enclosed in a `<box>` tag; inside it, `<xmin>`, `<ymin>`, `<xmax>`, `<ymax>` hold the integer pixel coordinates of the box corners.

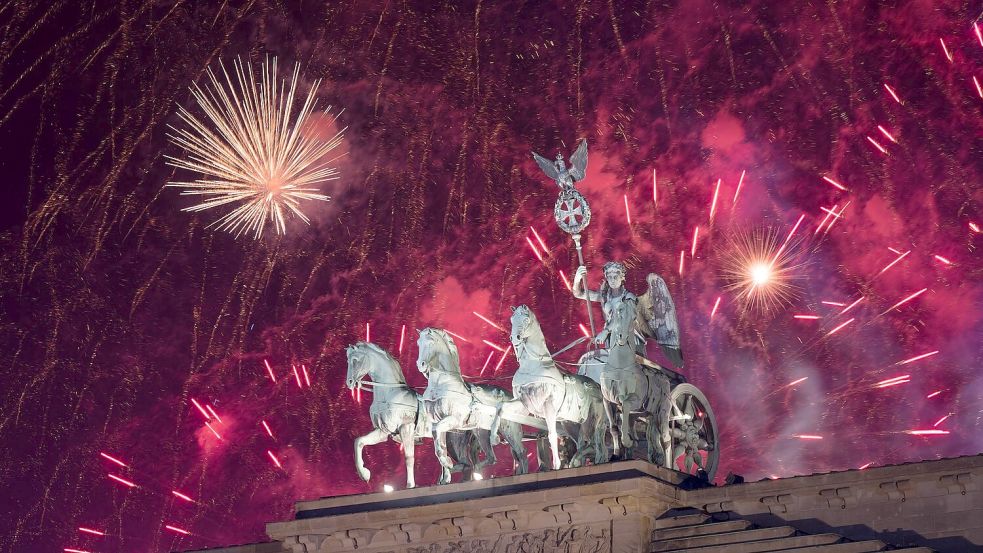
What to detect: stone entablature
<box><xmin>267</xmin><ymin>462</ymin><xmax>697</xmax><ymax>553</ymax></box>
<box><xmin>686</xmin><ymin>454</ymin><xmax>982</xmax><ymax>551</ymax></box>
<box><xmin>186</xmin><ymin>455</ymin><xmax>983</xmax><ymax>553</ymax></box>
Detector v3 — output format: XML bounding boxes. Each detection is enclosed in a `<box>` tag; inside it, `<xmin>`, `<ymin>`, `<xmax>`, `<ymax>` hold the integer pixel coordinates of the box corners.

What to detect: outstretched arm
<box><xmin>572</xmin><ymin>266</ymin><xmax>602</xmax><ymax>302</ymax></box>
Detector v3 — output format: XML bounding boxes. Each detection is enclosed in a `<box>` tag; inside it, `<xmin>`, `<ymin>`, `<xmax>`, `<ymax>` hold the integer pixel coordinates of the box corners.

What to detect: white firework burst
<box><xmin>165</xmin><ymin>57</ymin><xmax>345</xmax><ymax>239</ymax></box>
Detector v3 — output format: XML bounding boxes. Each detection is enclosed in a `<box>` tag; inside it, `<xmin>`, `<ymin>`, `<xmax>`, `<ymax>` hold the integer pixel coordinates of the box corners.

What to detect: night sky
<box><xmin>1</xmin><ymin>1</ymin><xmax>982</xmax><ymax>552</ymax></box>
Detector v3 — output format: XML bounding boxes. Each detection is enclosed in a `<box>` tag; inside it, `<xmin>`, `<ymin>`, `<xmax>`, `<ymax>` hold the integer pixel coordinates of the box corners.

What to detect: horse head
<box><xmin>345</xmin><ymin>343</ymin><xmax>368</xmax><ymax>390</ymax></box>
<box><xmin>509</xmin><ymin>305</ymin><xmax>535</xmax><ymax>348</ymax></box>
<box><xmin>347</xmin><ymin>342</ymin><xmax>404</xmax><ymax>388</ymax></box>
<box><xmin>416</xmin><ymin>328</ymin><xmax>460</xmax><ymax>378</ymax></box>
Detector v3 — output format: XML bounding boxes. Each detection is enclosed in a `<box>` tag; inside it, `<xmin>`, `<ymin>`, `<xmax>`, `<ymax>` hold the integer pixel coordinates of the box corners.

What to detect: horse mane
<box><xmin>355</xmin><ymin>341</ymin><xmax>406</xmax><ymax>384</ymax></box>
<box><xmin>425</xmin><ymin>328</ymin><xmax>460</xmax><ymax>372</ymax></box>
<box><xmin>514</xmin><ymin>305</ymin><xmax>545</xmax><ymax>342</ymax></box>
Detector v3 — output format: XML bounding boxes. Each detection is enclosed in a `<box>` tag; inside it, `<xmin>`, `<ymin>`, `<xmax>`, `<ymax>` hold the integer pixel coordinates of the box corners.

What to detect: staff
<box><xmin>532</xmin><ymin>139</ymin><xmax>596</xmax><ymax>340</ymax></box>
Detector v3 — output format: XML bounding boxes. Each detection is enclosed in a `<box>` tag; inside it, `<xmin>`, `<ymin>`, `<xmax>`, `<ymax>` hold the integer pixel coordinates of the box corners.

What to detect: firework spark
<box><xmin>165</xmin><ymin>57</ymin><xmax>345</xmax><ymax>239</ymax></box>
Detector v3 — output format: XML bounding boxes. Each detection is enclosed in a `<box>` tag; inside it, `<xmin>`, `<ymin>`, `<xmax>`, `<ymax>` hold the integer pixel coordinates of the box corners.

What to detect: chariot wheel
<box><xmin>664</xmin><ymin>383</ymin><xmax>719</xmax><ymax>482</ymax></box>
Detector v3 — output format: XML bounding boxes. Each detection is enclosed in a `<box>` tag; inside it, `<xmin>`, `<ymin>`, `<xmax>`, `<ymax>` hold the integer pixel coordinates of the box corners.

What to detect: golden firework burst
<box><xmin>165</xmin><ymin>57</ymin><xmax>345</xmax><ymax>239</ymax></box>
<box><xmin>720</xmin><ymin>227</ymin><xmax>804</xmax><ymax>313</ymax></box>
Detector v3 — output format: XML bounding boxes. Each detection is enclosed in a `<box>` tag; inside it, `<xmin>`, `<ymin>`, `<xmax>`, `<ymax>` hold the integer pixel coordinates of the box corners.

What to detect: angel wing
<box><xmin>532</xmin><ymin>151</ymin><xmax>560</xmax><ymax>181</ymax></box>
<box><xmin>568</xmin><ymin>139</ymin><xmax>588</xmax><ymax>182</ymax></box>
<box><xmin>635</xmin><ymin>272</ymin><xmax>684</xmax><ymax>368</ymax></box>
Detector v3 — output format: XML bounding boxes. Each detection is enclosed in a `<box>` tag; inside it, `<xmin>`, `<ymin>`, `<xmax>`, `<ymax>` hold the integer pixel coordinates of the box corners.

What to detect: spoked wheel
<box><xmin>664</xmin><ymin>383</ymin><xmax>719</xmax><ymax>482</ymax></box>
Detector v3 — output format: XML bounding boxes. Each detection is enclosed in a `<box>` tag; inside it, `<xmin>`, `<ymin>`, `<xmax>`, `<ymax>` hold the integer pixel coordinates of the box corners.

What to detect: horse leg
<box><xmin>354</xmin><ymin>428</ymin><xmax>389</xmax><ymax>482</ymax></box>
<box><xmin>398</xmin><ymin>424</ymin><xmax>417</xmax><ymax>489</ymax></box>
<box><xmin>619</xmin><ymin>396</ymin><xmax>635</xmax><ymax>451</ymax></box>
<box><xmin>432</xmin><ymin>417</ymin><xmax>458</xmax><ymax>483</ymax></box>
<box><xmin>474</xmin><ymin>429</ymin><xmax>497</xmax><ymax>476</ymax></box>
<box><xmin>505</xmin><ymin>421</ymin><xmax>529</xmax><ymax>475</ymax></box>
<box><xmin>603</xmin><ymin>399</ymin><xmax>621</xmax><ymax>459</ymax></box>
<box><xmin>544</xmin><ymin>406</ymin><xmax>561</xmax><ymax>470</ymax></box>
<box><xmin>536</xmin><ymin>433</ymin><xmax>551</xmax><ymax>472</ymax></box>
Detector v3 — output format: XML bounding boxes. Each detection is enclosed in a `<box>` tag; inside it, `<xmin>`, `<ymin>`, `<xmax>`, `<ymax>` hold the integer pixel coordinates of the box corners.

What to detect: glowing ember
<box><xmin>826</xmin><ymin>318</ymin><xmax>855</xmax><ymax>337</ymax></box>
<box><xmin>205</xmin><ymin>404</ymin><xmax>222</xmax><ymax>423</ymax></box>
<box><xmin>793</xmin><ymin>314</ymin><xmax>820</xmax><ymax>320</ymax></box>
<box><xmin>492</xmin><ymin>345</ymin><xmax>513</xmax><ymax>373</ymax></box>
<box><xmin>172</xmin><ymin>490</ymin><xmax>195</xmax><ymax>503</ymax></box>
<box><xmin>479</xmin><ymin>350</ymin><xmax>496</xmax><ymax>375</ymax></box>
<box><xmin>876</xmin><ymin>250</ymin><xmax>910</xmax><ymax>277</ymax></box>
<box><xmin>99</xmin><ymin>452</ymin><xmax>127</xmax><ymax>468</ymax></box>
<box><xmin>262</xmin><ymin>420</ymin><xmax>275</xmax><ymax>439</ymax></box>
<box><xmin>78</xmin><ymin>527</ymin><xmax>105</xmax><ymax>536</ymax></box>
<box><xmin>107</xmin><ymin>474</ymin><xmax>137</xmax><ymax>488</ymax></box>
<box><xmin>884</xmin><ymin>82</ymin><xmax>903</xmax><ymax>104</ymax></box>
<box><xmin>264</xmin><ymin>359</ymin><xmax>277</xmax><ymax>383</ymax></box>
<box><xmin>877</xmin><ymin>125</ymin><xmax>897</xmax><ymax>143</ymax></box>
<box><xmin>793</xmin><ymin>434</ymin><xmax>823</xmax><ymax>440</ymax></box>
<box><xmin>652</xmin><ymin>169</ymin><xmax>658</xmax><ymax>206</ymax></box>
<box><xmin>473</xmin><ymin>311</ymin><xmax>505</xmax><ymax>331</ymax></box>
<box><xmin>267</xmin><ymin>450</ymin><xmax>283</xmax><ymax>468</ymax></box>
<box><xmin>444</xmin><ymin>329</ymin><xmax>471</xmax><ymax>343</ymax></box>
<box><xmin>623</xmin><ymin>194</ymin><xmax>632</xmax><ymax>226</ymax></box>
<box><xmin>165</xmin><ymin>524</ymin><xmax>191</xmax><ymax>535</ymax></box>
<box><xmin>709</xmin><ymin>179</ymin><xmax>721</xmax><ymax>222</ymax></box>
<box><xmin>881</xmin><ymin>287</ymin><xmax>927</xmax><ymax>315</ymax></box>
<box><xmin>204</xmin><ymin>421</ymin><xmax>222</xmax><ymax>440</ymax></box>
<box><xmin>733</xmin><ymin>170</ymin><xmax>746</xmax><ymax>206</ymax></box>
<box><xmin>926</xmin><ymin>390</ymin><xmax>943</xmax><ymax>399</ymax></box>
<box><xmin>904</xmin><ymin>429</ymin><xmax>949</xmax><ymax>436</ymax></box>
<box><xmin>933</xmin><ymin>255</ymin><xmax>952</xmax><ymax>265</ymax></box>
<box><xmin>558</xmin><ymin>269</ymin><xmax>572</xmax><ymax>291</ymax></box>
<box><xmin>525</xmin><ymin>236</ymin><xmax>544</xmax><ymax>261</ymax></box>
<box><xmin>866</xmin><ymin>135</ymin><xmax>888</xmax><ymax>154</ymax></box>
<box><xmin>939</xmin><ymin>38</ymin><xmax>953</xmax><ymax>62</ymax></box>
<box><xmin>822</xmin><ymin>176</ymin><xmax>848</xmax><ymax>191</ymax></box>
<box><xmin>529</xmin><ymin>226</ymin><xmax>549</xmax><ymax>253</ymax></box>
<box><xmin>190</xmin><ymin>398</ymin><xmax>211</xmax><ymax>420</ymax></box>
<box><xmin>932</xmin><ymin>415</ymin><xmax>950</xmax><ymax>427</ymax></box>
<box><xmin>788</xmin><ymin>377</ymin><xmax>808</xmax><ymax>386</ymax></box>
<box><xmin>710</xmin><ymin>296</ymin><xmax>721</xmax><ymax>320</ymax></box>
<box><xmin>481</xmin><ymin>339</ymin><xmax>507</xmax><ymax>352</ymax></box>
<box><xmin>898</xmin><ymin>350</ymin><xmax>939</xmax><ymax>365</ymax></box>
<box><xmin>839</xmin><ymin>297</ymin><xmax>864</xmax><ymax>315</ymax></box>
<box><xmin>874</xmin><ymin>375</ymin><xmax>910</xmax><ymax>388</ymax></box>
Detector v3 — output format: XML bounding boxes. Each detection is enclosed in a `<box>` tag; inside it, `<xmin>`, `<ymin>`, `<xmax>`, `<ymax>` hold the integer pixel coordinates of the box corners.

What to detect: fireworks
<box><xmin>107</xmin><ymin>474</ymin><xmax>137</xmax><ymax>488</ymax></box>
<box><xmin>165</xmin><ymin>57</ymin><xmax>345</xmax><ymax>239</ymax></box>
<box><xmin>826</xmin><ymin>318</ymin><xmax>855</xmax><ymax>337</ymax></box>
<box><xmin>720</xmin><ymin>227</ymin><xmax>803</xmax><ymax>312</ymax></box>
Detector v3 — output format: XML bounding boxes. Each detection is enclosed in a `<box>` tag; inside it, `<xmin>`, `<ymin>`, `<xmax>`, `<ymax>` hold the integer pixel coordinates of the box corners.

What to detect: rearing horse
<box><xmin>346</xmin><ymin>342</ymin><xmax>477</xmax><ymax>488</ymax></box>
<box><xmin>491</xmin><ymin>305</ymin><xmax>609</xmax><ymax>470</ymax></box>
<box><xmin>582</xmin><ymin>295</ymin><xmax>671</xmax><ymax>463</ymax></box>
<box><xmin>416</xmin><ymin>328</ymin><xmax>528</xmax><ymax>484</ymax></box>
